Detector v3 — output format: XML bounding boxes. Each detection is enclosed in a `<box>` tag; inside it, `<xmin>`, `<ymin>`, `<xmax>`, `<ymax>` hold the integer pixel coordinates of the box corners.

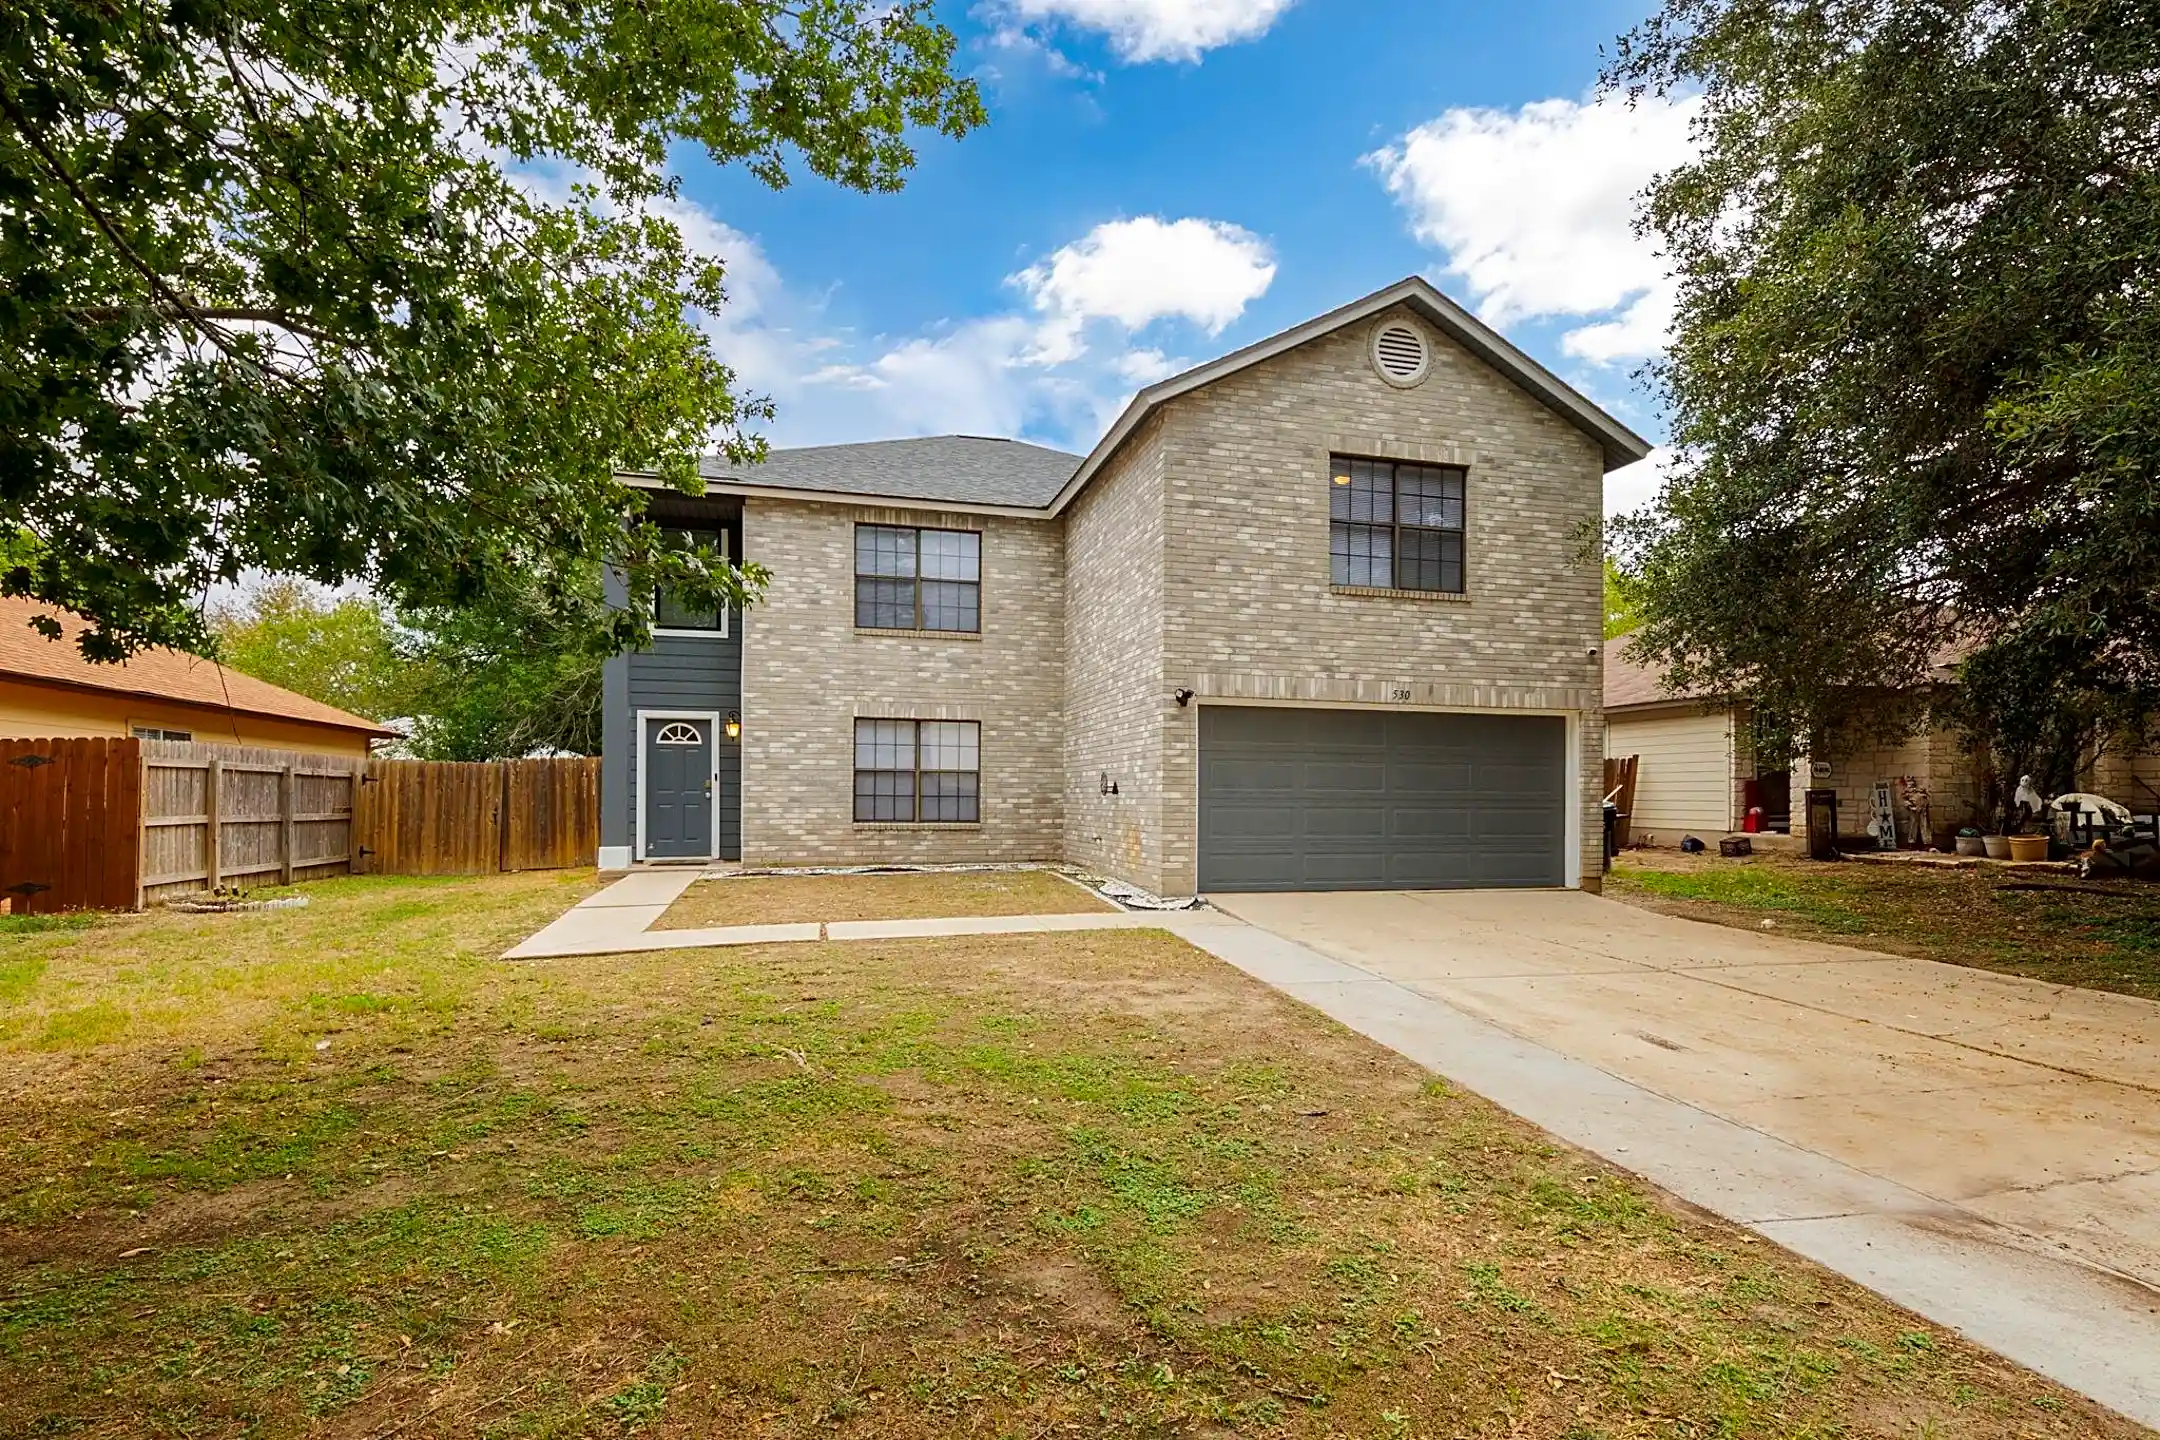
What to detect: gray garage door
<box><xmin>1198</xmin><ymin>706</ymin><xmax>1566</xmax><ymax>892</ymax></box>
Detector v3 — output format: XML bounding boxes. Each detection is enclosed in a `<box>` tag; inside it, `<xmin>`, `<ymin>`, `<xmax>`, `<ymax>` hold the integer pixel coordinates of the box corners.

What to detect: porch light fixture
<box><xmin>1173</xmin><ymin>688</ymin><xmax>1194</xmax><ymax>707</ymax></box>
<box><xmin>724</xmin><ymin>710</ymin><xmax>742</xmax><ymax>740</ymax></box>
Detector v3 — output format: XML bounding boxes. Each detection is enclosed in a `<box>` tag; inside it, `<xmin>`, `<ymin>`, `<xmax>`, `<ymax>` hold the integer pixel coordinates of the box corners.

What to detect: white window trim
<box><xmin>653</xmin><ymin>607</ymin><xmax>730</xmax><ymax>641</ymax></box>
<box><xmin>633</xmin><ymin>708</ymin><xmax>722</xmax><ymax>863</ymax></box>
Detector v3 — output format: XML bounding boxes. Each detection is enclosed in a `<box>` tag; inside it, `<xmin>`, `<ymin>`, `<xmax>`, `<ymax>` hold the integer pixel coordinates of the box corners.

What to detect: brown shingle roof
<box><xmin>1603</xmin><ymin>642</ymin><xmax>1719</xmax><ymax>713</ymax></box>
<box><xmin>0</xmin><ymin>595</ymin><xmax>397</xmax><ymax>738</ymax></box>
<box><xmin>1604</xmin><ymin>633</ymin><xmax>1975</xmax><ymax>714</ymax></box>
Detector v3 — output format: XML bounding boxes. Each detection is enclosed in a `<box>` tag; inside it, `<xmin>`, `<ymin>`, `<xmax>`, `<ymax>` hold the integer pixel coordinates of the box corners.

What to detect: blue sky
<box><xmin>671</xmin><ymin>0</ymin><xmax>1691</xmax><ymax>513</ymax></box>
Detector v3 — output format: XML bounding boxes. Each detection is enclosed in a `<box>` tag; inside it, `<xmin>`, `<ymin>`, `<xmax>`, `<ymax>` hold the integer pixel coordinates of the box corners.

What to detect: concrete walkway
<box><xmin>502</xmin><ymin>869</ymin><xmax>1192</xmax><ymax>959</ymax></box>
<box><xmin>1194</xmin><ymin>891</ymin><xmax>2160</xmax><ymax>1426</ymax></box>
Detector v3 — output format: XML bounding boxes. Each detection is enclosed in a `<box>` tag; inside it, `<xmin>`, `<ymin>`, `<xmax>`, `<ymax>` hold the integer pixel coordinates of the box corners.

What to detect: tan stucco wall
<box><xmin>737</xmin><ymin>497</ymin><xmax>1067</xmax><ymax>866</ymax></box>
<box><xmin>0</xmin><ymin>678</ymin><xmax>372</xmax><ymax>758</ymax></box>
<box><xmin>1606</xmin><ymin>704</ymin><xmax>1739</xmax><ymax>842</ymax></box>
<box><xmin>1149</xmin><ymin>304</ymin><xmax>1607</xmax><ymax>894</ymax></box>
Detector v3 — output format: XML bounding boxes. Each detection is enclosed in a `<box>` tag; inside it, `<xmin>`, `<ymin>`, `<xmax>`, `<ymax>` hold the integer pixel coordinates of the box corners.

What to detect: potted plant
<box><xmin>2003</xmin><ymin>774</ymin><xmax>2053</xmax><ymax>861</ymax></box>
<box><xmin>1954</xmin><ymin>826</ymin><xmax>1986</xmax><ymax>857</ymax></box>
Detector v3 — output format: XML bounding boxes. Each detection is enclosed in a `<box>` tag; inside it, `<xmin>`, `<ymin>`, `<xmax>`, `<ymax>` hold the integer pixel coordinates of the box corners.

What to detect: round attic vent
<box><xmin>1371</xmin><ymin>322</ymin><xmax>1430</xmax><ymax>386</ymax></box>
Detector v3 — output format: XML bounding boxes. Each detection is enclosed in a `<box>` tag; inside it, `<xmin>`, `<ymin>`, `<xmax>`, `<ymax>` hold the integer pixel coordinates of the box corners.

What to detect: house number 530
<box><xmin>1389</xmin><ymin>687</ymin><xmax>1412</xmax><ymax>702</ymax></box>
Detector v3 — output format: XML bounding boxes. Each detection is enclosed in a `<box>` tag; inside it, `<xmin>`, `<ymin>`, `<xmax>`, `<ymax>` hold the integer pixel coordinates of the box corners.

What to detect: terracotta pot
<box><xmin>1954</xmin><ymin>835</ymin><xmax>1986</xmax><ymax>857</ymax></box>
<box><xmin>1981</xmin><ymin>835</ymin><xmax>2012</xmax><ymax>859</ymax></box>
<box><xmin>2007</xmin><ymin>834</ymin><xmax>2050</xmax><ymax>862</ymax></box>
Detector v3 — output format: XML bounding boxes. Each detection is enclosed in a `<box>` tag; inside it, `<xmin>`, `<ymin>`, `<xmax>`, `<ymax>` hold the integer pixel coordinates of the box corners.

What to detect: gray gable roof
<box><xmin>698</xmin><ymin>436</ymin><xmax>1081</xmax><ymax>509</ymax></box>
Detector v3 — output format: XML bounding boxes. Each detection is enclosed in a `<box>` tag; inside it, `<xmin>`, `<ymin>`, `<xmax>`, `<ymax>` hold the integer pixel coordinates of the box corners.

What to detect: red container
<box><xmin>1743</xmin><ymin>806</ymin><xmax>1764</xmax><ymax>833</ymax></box>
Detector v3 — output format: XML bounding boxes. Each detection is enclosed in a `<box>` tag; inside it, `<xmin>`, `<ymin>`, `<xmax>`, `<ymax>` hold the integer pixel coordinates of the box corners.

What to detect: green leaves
<box><xmin>1</xmin><ymin>0</ymin><xmax>984</xmax><ymax>659</ymax></box>
<box><xmin>1606</xmin><ymin>0</ymin><xmax>2160</xmax><ymax>764</ymax></box>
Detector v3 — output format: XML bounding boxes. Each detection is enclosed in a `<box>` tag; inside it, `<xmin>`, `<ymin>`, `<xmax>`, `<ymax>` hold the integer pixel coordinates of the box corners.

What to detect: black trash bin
<box><xmin>1803</xmin><ymin>788</ymin><xmax>1840</xmax><ymax>860</ymax></box>
<box><xmin>1603</xmin><ymin>802</ymin><xmax>1619</xmax><ymax>871</ymax></box>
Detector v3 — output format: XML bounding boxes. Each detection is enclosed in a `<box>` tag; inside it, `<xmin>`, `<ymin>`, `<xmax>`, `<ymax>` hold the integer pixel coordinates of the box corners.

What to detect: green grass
<box><xmin>0</xmin><ymin>872</ymin><xmax>2135</xmax><ymax>1439</ymax></box>
<box><xmin>1611</xmin><ymin>854</ymin><xmax>2160</xmax><ymax>999</ymax></box>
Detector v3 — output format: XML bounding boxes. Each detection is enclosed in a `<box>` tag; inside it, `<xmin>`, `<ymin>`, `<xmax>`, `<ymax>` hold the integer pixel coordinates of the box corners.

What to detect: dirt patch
<box><xmin>653</xmin><ymin>868</ymin><xmax>1115</xmax><ymax>928</ymax></box>
<box><xmin>1004</xmin><ymin>1255</ymin><xmax>1129</xmax><ymax>1335</ymax></box>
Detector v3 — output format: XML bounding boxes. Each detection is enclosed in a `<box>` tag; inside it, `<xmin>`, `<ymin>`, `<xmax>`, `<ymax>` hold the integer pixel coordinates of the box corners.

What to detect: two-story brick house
<box><xmin>599</xmin><ymin>277</ymin><xmax>1650</xmax><ymax>896</ymax></box>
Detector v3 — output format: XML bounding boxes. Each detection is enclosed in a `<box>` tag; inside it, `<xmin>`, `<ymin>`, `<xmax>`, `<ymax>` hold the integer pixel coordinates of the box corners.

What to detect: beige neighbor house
<box><xmin>1603</xmin><ymin>643</ymin><xmax>2160</xmax><ymax>848</ymax></box>
<box><xmin>599</xmin><ymin>277</ymin><xmax>1652</xmax><ymax>897</ymax></box>
<box><xmin>0</xmin><ymin>594</ymin><xmax>396</xmax><ymax>758</ymax></box>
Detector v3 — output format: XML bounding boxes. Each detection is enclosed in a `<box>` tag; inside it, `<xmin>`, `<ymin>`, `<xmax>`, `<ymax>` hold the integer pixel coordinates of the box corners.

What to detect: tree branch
<box><xmin>69</xmin><ymin>305</ymin><xmax>344</xmax><ymax>346</ymax></box>
<box><xmin>0</xmin><ymin>84</ymin><xmax>228</xmax><ymax>346</ymax></box>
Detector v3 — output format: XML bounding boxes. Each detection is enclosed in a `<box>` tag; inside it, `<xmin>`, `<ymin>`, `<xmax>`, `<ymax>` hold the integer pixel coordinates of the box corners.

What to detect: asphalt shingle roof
<box><xmin>700</xmin><ymin>435</ymin><xmax>1083</xmax><ymax>509</ymax></box>
<box><xmin>0</xmin><ymin>595</ymin><xmax>398</xmax><ymax>736</ymax></box>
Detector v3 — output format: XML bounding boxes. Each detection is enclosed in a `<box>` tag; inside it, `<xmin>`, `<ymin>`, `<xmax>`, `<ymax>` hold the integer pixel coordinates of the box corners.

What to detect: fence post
<box><xmin>280</xmin><ymin>763</ymin><xmax>296</xmax><ymax>885</ymax></box>
<box><xmin>135</xmin><ymin>750</ymin><xmax>150</xmax><ymax>910</ymax></box>
<box><xmin>205</xmin><ymin>757</ymin><xmax>222</xmax><ymax>889</ymax></box>
<box><xmin>497</xmin><ymin>761</ymin><xmax>512</xmax><ymax>874</ymax></box>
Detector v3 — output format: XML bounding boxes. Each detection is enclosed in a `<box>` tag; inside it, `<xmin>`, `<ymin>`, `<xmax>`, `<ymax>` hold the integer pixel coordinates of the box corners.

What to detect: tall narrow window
<box><xmin>853</xmin><ymin>719</ymin><xmax>981</xmax><ymax>823</ymax></box>
<box><xmin>1328</xmin><ymin>457</ymin><xmax>1466</xmax><ymax>593</ymax></box>
<box><xmin>654</xmin><ymin>526</ymin><xmax>728</xmax><ymax>631</ymax></box>
<box><xmin>855</xmin><ymin>525</ymin><xmax>981</xmax><ymax>631</ymax></box>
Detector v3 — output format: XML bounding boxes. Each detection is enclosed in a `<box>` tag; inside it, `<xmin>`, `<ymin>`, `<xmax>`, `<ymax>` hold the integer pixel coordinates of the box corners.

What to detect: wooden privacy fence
<box><xmin>354</xmin><ymin>757</ymin><xmax>599</xmax><ymax>876</ymax></box>
<box><xmin>0</xmin><ymin>737</ymin><xmax>598</xmax><ymax>911</ymax></box>
<box><xmin>0</xmin><ymin>736</ymin><xmax>142</xmax><ymax>913</ymax></box>
<box><xmin>1603</xmin><ymin>753</ymin><xmax>1640</xmax><ymax>848</ymax></box>
<box><xmin>141</xmin><ymin>740</ymin><xmax>362</xmax><ymax>904</ymax></box>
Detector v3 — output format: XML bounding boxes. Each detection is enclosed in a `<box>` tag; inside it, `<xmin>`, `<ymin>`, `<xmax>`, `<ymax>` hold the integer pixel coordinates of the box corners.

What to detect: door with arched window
<box><xmin>643</xmin><ymin>717</ymin><xmax>714</xmax><ymax>859</ymax></box>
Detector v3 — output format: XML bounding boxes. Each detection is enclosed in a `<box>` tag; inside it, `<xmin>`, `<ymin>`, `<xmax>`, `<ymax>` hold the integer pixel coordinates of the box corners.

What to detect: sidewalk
<box><xmin>501</xmin><ymin>869</ymin><xmax>1207</xmax><ymax>959</ymax></box>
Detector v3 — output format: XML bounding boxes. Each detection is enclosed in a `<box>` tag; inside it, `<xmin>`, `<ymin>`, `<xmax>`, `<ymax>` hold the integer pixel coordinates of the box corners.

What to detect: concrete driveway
<box><xmin>1209</xmin><ymin>889</ymin><xmax>2160</xmax><ymax>1293</ymax></box>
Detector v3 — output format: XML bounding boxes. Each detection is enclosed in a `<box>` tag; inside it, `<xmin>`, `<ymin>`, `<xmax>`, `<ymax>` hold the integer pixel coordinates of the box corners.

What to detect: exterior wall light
<box><xmin>724</xmin><ymin>711</ymin><xmax>742</xmax><ymax>740</ymax></box>
<box><xmin>1173</xmin><ymin>688</ymin><xmax>1195</xmax><ymax>707</ymax></box>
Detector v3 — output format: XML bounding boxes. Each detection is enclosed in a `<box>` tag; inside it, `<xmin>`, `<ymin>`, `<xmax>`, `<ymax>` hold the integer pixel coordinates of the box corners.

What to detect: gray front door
<box><xmin>1198</xmin><ymin>706</ymin><xmax>1566</xmax><ymax>892</ymax></box>
<box><xmin>644</xmin><ymin>718</ymin><xmax>713</xmax><ymax>859</ymax></box>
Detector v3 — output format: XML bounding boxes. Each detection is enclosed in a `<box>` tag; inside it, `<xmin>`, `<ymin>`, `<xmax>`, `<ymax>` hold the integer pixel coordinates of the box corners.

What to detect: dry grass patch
<box><xmin>654</xmin><ymin>868</ymin><xmax>1113</xmax><ymax>929</ymax></box>
<box><xmin>1608</xmin><ymin>850</ymin><xmax>2160</xmax><ymax>1001</ymax></box>
<box><xmin>0</xmin><ymin>873</ymin><xmax>2143</xmax><ymax>1439</ymax></box>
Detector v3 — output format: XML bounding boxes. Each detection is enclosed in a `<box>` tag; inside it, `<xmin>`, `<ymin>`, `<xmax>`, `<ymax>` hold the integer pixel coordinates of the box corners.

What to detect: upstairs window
<box><xmin>855</xmin><ymin>525</ymin><xmax>981</xmax><ymax>632</ymax></box>
<box><xmin>654</xmin><ymin>526</ymin><xmax>728</xmax><ymax>632</ymax></box>
<box><xmin>853</xmin><ymin>719</ymin><xmax>980</xmax><ymax>823</ymax></box>
<box><xmin>1329</xmin><ymin>457</ymin><xmax>1466</xmax><ymax>593</ymax></box>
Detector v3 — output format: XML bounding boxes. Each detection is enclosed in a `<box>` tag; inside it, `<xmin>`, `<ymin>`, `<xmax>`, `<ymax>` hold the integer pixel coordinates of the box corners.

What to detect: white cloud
<box><xmin>1013</xmin><ymin>216</ymin><xmax>1276</xmax><ymax>364</ymax></box>
<box><xmin>995</xmin><ymin>0</ymin><xmax>1297</xmax><ymax>63</ymax></box>
<box><xmin>1368</xmin><ymin>92</ymin><xmax>1699</xmax><ymax>364</ymax></box>
<box><xmin>1604</xmin><ymin>444</ymin><xmax>1682</xmax><ymax>519</ymax></box>
<box><xmin>657</xmin><ymin>206</ymin><xmax>1271</xmax><ymax>451</ymax></box>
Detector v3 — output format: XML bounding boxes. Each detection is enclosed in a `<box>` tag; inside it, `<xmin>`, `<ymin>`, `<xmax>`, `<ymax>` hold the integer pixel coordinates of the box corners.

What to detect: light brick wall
<box><xmin>1150</xmin><ymin>306</ymin><xmax>1608</xmax><ymax>893</ymax></box>
<box><xmin>1060</xmin><ymin>414</ymin><xmax>1170</xmax><ymax>890</ymax></box>
<box><xmin>739</xmin><ymin>497</ymin><xmax>1065</xmax><ymax>865</ymax></box>
<box><xmin>1791</xmin><ymin>696</ymin><xmax>1980</xmax><ymax>846</ymax></box>
<box><xmin>730</xmin><ymin>304</ymin><xmax>1612</xmax><ymax>891</ymax></box>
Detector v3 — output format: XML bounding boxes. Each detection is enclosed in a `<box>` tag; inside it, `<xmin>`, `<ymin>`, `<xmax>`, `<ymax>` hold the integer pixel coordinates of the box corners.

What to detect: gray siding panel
<box><xmin>626</xmin><ymin>622</ymin><xmax>743</xmax><ymax>860</ymax></box>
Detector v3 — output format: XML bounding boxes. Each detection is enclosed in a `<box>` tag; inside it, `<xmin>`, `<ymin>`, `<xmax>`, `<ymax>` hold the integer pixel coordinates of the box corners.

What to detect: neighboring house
<box><xmin>0</xmin><ymin>595</ymin><xmax>396</xmax><ymax>758</ymax></box>
<box><xmin>1603</xmin><ymin>645</ymin><xmax>1789</xmax><ymax>842</ymax></box>
<box><xmin>1603</xmin><ymin>642</ymin><xmax>2160</xmax><ymax>846</ymax></box>
<box><xmin>600</xmin><ymin>277</ymin><xmax>1651</xmax><ymax>896</ymax></box>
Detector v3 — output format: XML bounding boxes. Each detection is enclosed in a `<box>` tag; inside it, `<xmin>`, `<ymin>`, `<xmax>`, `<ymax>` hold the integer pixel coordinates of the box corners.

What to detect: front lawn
<box><xmin>1609</xmin><ymin>852</ymin><xmax>2160</xmax><ymax>1001</ymax></box>
<box><xmin>0</xmin><ymin>874</ymin><xmax>2135</xmax><ymax>1437</ymax></box>
<box><xmin>653</xmin><ymin>867</ymin><xmax>1114</xmax><ymax>929</ymax></box>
